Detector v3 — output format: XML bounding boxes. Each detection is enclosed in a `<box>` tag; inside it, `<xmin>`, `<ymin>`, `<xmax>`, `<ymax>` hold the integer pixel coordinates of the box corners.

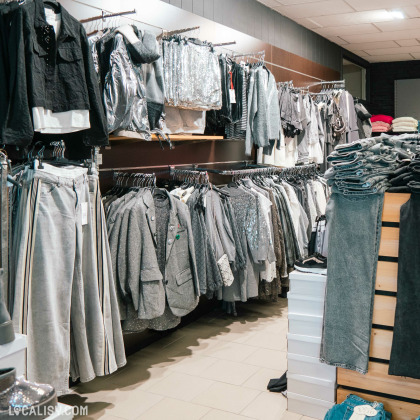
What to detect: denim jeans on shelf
<box><xmin>335</xmin><ymin>137</ymin><xmax>380</xmax><ymax>154</ymax></box>
<box><xmin>389</xmin><ymin>188</ymin><xmax>420</xmax><ymax>379</ymax></box>
<box><xmin>324</xmin><ymin>394</ymin><xmax>391</xmax><ymax>420</ymax></box>
<box><xmin>320</xmin><ymin>192</ymin><xmax>384</xmax><ymax>373</ymax></box>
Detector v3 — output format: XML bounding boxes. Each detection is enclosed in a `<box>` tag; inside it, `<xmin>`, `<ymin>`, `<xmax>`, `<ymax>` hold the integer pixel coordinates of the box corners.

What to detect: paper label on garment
<box><xmin>229</xmin><ymin>89</ymin><xmax>236</xmax><ymax>104</ymax></box>
<box><xmin>349</xmin><ymin>405</ymin><xmax>378</xmax><ymax>420</ymax></box>
<box><xmin>203</xmin><ymin>195</ymin><xmax>207</xmax><ymax>208</ymax></box>
<box><xmin>81</xmin><ymin>202</ymin><xmax>88</xmax><ymax>226</ymax></box>
<box><xmin>97</xmin><ymin>153</ymin><xmax>103</xmax><ymax>165</ymax></box>
<box><xmin>297</xmin><ymin>99</ymin><xmax>301</xmax><ymax>113</ymax></box>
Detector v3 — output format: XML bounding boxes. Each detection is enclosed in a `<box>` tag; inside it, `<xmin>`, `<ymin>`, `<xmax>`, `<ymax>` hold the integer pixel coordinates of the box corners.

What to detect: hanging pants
<box><xmin>12</xmin><ymin>164</ymin><xmax>126</xmax><ymax>395</ymax></box>
<box><xmin>389</xmin><ymin>190</ymin><xmax>420</xmax><ymax>379</ymax></box>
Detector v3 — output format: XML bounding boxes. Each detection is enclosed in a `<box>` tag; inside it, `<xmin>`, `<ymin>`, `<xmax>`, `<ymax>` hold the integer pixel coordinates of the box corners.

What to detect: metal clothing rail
<box><xmin>230</xmin><ymin>50</ymin><xmax>324</xmax><ymax>82</ymax></box>
<box><xmin>304</xmin><ymin>79</ymin><xmax>345</xmax><ymax>89</ymax></box>
<box><xmin>98</xmin><ymin>160</ymin><xmax>253</xmax><ymax>173</ymax></box>
<box><xmin>158</xmin><ymin>26</ymin><xmax>201</xmax><ymax>40</ymax></box>
<box><xmin>213</xmin><ymin>41</ymin><xmax>237</xmax><ymax>47</ymax></box>
<box><xmin>72</xmin><ymin>0</ymin><xmax>164</xmax><ymax>31</ymax></box>
<box><xmin>192</xmin><ymin>162</ymin><xmax>318</xmax><ymax>176</ymax></box>
<box><xmin>80</xmin><ymin>9</ymin><xmax>136</xmax><ymax>24</ymax></box>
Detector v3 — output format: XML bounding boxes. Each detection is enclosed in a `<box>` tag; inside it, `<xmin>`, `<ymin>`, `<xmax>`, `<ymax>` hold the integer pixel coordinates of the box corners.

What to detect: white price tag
<box><xmin>297</xmin><ymin>100</ymin><xmax>301</xmax><ymax>113</ymax></box>
<box><xmin>229</xmin><ymin>89</ymin><xmax>236</xmax><ymax>104</ymax></box>
<box><xmin>349</xmin><ymin>405</ymin><xmax>378</xmax><ymax>420</ymax></box>
<box><xmin>97</xmin><ymin>154</ymin><xmax>103</xmax><ymax>165</ymax></box>
<box><xmin>81</xmin><ymin>202</ymin><xmax>88</xmax><ymax>226</ymax></box>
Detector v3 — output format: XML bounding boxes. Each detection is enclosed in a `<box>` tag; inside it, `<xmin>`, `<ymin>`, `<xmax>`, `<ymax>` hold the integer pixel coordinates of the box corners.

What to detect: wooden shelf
<box><xmin>110</xmin><ymin>134</ymin><xmax>225</xmax><ymax>142</ymax></box>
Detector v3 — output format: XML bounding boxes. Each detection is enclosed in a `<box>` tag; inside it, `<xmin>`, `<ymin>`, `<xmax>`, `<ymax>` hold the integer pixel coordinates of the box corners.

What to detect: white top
<box><xmin>32</xmin><ymin>9</ymin><xmax>90</xmax><ymax>134</ymax></box>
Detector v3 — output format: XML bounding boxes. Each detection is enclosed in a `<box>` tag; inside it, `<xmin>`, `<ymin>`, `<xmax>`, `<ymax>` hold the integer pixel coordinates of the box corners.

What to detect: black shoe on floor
<box><xmin>294</xmin><ymin>253</ymin><xmax>327</xmax><ymax>275</ymax></box>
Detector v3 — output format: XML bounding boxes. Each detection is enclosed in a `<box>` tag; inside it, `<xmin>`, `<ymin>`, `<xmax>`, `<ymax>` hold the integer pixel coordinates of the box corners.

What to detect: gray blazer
<box><xmin>142</xmin><ymin>191</ymin><xmax>199</xmax><ymax>317</ymax></box>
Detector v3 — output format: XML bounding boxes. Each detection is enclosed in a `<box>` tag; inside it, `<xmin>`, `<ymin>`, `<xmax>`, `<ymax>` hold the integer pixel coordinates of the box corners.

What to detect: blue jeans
<box><xmin>325</xmin><ymin>394</ymin><xmax>391</xmax><ymax>420</ymax></box>
<box><xmin>321</xmin><ymin>192</ymin><xmax>384</xmax><ymax>373</ymax></box>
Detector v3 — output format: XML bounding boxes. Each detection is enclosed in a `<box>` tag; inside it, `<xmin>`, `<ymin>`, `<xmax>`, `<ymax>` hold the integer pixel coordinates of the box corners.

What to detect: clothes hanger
<box><xmin>43</xmin><ymin>0</ymin><xmax>60</xmax><ymax>12</ymax></box>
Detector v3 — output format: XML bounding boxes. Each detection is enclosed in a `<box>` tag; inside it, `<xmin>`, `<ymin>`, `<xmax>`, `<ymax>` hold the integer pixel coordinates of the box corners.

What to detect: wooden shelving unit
<box><xmin>110</xmin><ymin>134</ymin><xmax>225</xmax><ymax>142</ymax></box>
<box><xmin>336</xmin><ymin>192</ymin><xmax>420</xmax><ymax>420</ymax></box>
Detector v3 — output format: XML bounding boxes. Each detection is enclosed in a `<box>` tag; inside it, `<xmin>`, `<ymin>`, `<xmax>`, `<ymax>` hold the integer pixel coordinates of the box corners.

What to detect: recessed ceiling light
<box><xmin>390</xmin><ymin>10</ymin><xmax>405</xmax><ymax>19</ymax></box>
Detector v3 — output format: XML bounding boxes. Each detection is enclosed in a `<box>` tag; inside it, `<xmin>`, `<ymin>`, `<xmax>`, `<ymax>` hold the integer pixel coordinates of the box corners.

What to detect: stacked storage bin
<box><xmin>287</xmin><ymin>271</ymin><xmax>336</xmax><ymax>419</ymax></box>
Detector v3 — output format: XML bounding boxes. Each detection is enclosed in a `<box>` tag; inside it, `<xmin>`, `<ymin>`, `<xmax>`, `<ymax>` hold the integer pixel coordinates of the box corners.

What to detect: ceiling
<box><xmin>256</xmin><ymin>0</ymin><xmax>420</xmax><ymax>62</ymax></box>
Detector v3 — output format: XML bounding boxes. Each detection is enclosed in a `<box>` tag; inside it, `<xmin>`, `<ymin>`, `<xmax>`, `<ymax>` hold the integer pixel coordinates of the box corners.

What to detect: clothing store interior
<box><xmin>1</xmin><ymin>0</ymin><xmax>420</xmax><ymax>418</ymax></box>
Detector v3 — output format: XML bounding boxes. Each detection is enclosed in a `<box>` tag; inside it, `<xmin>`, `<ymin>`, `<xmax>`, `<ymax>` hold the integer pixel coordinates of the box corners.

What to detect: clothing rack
<box><xmin>111</xmin><ymin>171</ymin><xmax>157</xmax><ymax>188</ymax></box>
<box><xmin>192</xmin><ymin>163</ymin><xmax>318</xmax><ymax>176</ymax></box>
<box><xmin>98</xmin><ymin>160</ymin><xmax>254</xmax><ymax>173</ymax></box>
<box><xmin>231</xmin><ymin>51</ymin><xmax>324</xmax><ymax>82</ymax></box>
<box><xmin>158</xmin><ymin>26</ymin><xmax>200</xmax><ymax>40</ymax></box>
<box><xmin>214</xmin><ymin>41</ymin><xmax>237</xmax><ymax>47</ymax></box>
<box><xmin>304</xmin><ymin>80</ymin><xmax>345</xmax><ymax>90</ymax></box>
<box><xmin>80</xmin><ymin>9</ymin><xmax>136</xmax><ymax>24</ymax></box>
<box><xmin>72</xmin><ymin>0</ymin><xmax>164</xmax><ymax>31</ymax></box>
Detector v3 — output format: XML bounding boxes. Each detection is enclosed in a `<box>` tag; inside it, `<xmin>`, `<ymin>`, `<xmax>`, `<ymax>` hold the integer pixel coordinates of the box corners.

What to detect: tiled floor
<box><xmin>60</xmin><ymin>299</ymin><xmax>316</xmax><ymax>420</ymax></box>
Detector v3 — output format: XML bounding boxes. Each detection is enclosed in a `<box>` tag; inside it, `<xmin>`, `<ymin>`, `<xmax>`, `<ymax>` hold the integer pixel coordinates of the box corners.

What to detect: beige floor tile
<box><xmin>242</xmin><ymin>367</ymin><xmax>284</xmax><ymax>391</ymax></box>
<box><xmin>101</xmin><ymin>389</ymin><xmax>163</xmax><ymax>419</ymax></box>
<box><xmin>242</xmin><ymin>331</ymin><xmax>287</xmax><ymax>351</ymax></box>
<box><xmin>243</xmin><ymin>348</ymin><xmax>288</xmax><ymax>370</ymax></box>
<box><xmin>105</xmin><ymin>365</ymin><xmax>172</xmax><ymax>391</ymax></box>
<box><xmin>202</xmin><ymin>341</ymin><xmax>259</xmax><ymax>362</ymax></box>
<box><xmin>280</xmin><ymin>411</ymin><xmax>303</xmax><ymax>420</ymax></box>
<box><xmin>168</xmin><ymin>355</ymin><xmax>218</xmax><ymax>375</ymax></box>
<box><xmin>241</xmin><ymin>391</ymin><xmax>287</xmax><ymax>420</ymax></box>
<box><xmin>136</xmin><ymin>398</ymin><xmax>211</xmax><ymax>420</ymax></box>
<box><xmin>201</xmin><ymin>409</ymin><xmax>256</xmax><ymax>420</ymax></box>
<box><xmin>199</xmin><ymin>359</ymin><xmax>260</xmax><ymax>385</ymax></box>
<box><xmin>147</xmin><ymin>371</ymin><xmax>215</xmax><ymax>401</ymax></box>
<box><xmin>301</xmin><ymin>416</ymin><xmax>319</xmax><ymax>420</ymax></box>
<box><xmin>192</xmin><ymin>382</ymin><xmax>260</xmax><ymax>414</ymax></box>
<box><xmin>258</xmin><ymin>319</ymin><xmax>289</xmax><ymax>335</ymax></box>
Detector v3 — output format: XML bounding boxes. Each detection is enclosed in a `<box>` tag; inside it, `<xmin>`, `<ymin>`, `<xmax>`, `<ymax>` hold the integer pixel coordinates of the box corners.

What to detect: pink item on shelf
<box><xmin>371</xmin><ymin>115</ymin><xmax>394</xmax><ymax>124</ymax></box>
<box><xmin>372</xmin><ymin>126</ymin><xmax>391</xmax><ymax>132</ymax></box>
<box><xmin>372</xmin><ymin>121</ymin><xmax>391</xmax><ymax>130</ymax></box>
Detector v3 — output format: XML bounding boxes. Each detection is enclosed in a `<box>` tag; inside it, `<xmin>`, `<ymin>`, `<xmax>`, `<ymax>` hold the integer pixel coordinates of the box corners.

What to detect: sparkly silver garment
<box><xmin>104</xmin><ymin>34</ymin><xmax>151</xmax><ymax>139</ymax></box>
<box><xmin>0</xmin><ymin>368</ymin><xmax>57</xmax><ymax>415</ymax></box>
<box><xmin>162</xmin><ymin>38</ymin><xmax>222</xmax><ymax>110</ymax></box>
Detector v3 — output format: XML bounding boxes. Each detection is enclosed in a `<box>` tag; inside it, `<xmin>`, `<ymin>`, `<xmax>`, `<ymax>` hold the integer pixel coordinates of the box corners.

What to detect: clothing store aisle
<box><xmin>60</xmin><ymin>299</ymin><xmax>316</xmax><ymax>420</ymax></box>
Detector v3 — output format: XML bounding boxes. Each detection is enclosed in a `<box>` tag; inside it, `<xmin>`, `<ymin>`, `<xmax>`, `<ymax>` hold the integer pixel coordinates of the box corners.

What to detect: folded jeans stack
<box><xmin>388</xmin><ymin>153</ymin><xmax>420</xmax><ymax>193</ymax></box>
<box><xmin>324</xmin><ymin>137</ymin><xmax>399</xmax><ymax>196</ymax></box>
<box><xmin>392</xmin><ymin>116</ymin><xmax>419</xmax><ymax>133</ymax></box>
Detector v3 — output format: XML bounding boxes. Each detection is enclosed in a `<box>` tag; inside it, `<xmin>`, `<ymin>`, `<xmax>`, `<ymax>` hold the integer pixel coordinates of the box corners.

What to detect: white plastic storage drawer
<box><xmin>289</xmin><ymin>271</ymin><xmax>327</xmax><ymax>297</ymax></box>
<box><xmin>287</xmin><ymin>353</ymin><xmax>336</xmax><ymax>381</ymax></box>
<box><xmin>288</xmin><ymin>391</ymin><xmax>334</xmax><ymax>420</ymax></box>
<box><xmin>287</xmin><ymin>333</ymin><xmax>321</xmax><ymax>358</ymax></box>
<box><xmin>0</xmin><ymin>334</ymin><xmax>27</xmax><ymax>377</ymax></box>
<box><xmin>288</xmin><ymin>313</ymin><xmax>323</xmax><ymax>338</ymax></box>
<box><xmin>287</xmin><ymin>292</ymin><xmax>324</xmax><ymax>317</ymax></box>
<box><xmin>287</xmin><ymin>372</ymin><xmax>336</xmax><ymax>402</ymax></box>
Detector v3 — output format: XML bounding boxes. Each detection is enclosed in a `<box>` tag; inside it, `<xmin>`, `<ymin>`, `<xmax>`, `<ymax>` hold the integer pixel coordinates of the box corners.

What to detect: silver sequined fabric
<box><xmin>0</xmin><ymin>370</ymin><xmax>56</xmax><ymax>414</ymax></box>
<box><xmin>162</xmin><ymin>38</ymin><xmax>222</xmax><ymax>110</ymax></box>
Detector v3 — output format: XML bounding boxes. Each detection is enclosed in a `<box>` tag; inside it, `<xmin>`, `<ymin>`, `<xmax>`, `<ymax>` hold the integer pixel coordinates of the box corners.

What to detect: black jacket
<box><xmin>0</xmin><ymin>0</ymin><xmax>108</xmax><ymax>147</ymax></box>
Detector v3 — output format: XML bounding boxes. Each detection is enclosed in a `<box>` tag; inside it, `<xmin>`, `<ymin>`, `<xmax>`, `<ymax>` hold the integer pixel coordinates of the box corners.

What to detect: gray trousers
<box><xmin>12</xmin><ymin>164</ymin><xmax>126</xmax><ymax>395</ymax></box>
<box><xmin>320</xmin><ymin>192</ymin><xmax>384</xmax><ymax>374</ymax></box>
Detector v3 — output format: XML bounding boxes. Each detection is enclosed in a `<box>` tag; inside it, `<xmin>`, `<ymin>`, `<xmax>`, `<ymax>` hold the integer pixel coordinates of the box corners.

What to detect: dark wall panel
<box><xmin>370</xmin><ymin>60</ymin><xmax>420</xmax><ymax>116</ymax></box>
<box><xmin>161</xmin><ymin>0</ymin><xmax>342</xmax><ymax>72</ymax></box>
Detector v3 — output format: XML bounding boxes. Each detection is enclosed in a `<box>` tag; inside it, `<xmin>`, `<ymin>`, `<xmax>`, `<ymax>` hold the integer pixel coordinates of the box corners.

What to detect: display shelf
<box><xmin>46</xmin><ymin>403</ymin><xmax>74</xmax><ymax>420</ymax></box>
<box><xmin>337</xmin><ymin>192</ymin><xmax>420</xmax><ymax>418</ymax></box>
<box><xmin>110</xmin><ymin>134</ymin><xmax>225</xmax><ymax>142</ymax></box>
